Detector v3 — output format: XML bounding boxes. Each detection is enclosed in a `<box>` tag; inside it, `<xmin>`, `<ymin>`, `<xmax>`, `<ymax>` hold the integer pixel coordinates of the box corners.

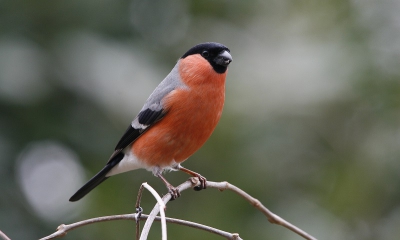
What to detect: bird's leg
<box><xmin>156</xmin><ymin>173</ymin><xmax>181</xmax><ymax>200</ymax></box>
<box><xmin>178</xmin><ymin>165</ymin><xmax>207</xmax><ymax>191</ymax></box>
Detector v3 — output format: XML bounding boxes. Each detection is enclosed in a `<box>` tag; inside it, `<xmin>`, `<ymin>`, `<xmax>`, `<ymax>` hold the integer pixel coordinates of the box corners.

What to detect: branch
<box><xmin>141</xmin><ymin>178</ymin><xmax>317</xmax><ymax>240</ymax></box>
<box><xmin>151</xmin><ymin>215</ymin><xmax>241</xmax><ymax>240</ymax></box>
<box><xmin>39</xmin><ymin>213</ymin><xmax>240</xmax><ymax>240</ymax></box>
<box><xmin>207</xmin><ymin>181</ymin><xmax>317</xmax><ymax>240</ymax></box>
<box><xmin>40</xmin><ymin>179</ymin><xmax>317</xmax><ymax>240</ymax></box>
<box><xmin>39</xmin><ymin>214</ymin><xmax>138</xmax><ymax>240</ymax></box>
<box><xmin>135</xmin><ymin>184</ymin><xmax>145</xmax><ymax>240</ymax></box>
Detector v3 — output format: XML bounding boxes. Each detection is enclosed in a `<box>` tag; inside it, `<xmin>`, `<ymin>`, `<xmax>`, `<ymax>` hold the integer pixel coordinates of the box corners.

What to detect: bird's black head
<box><xmin>181</xmin><ymin>42</ymin><xmax>232</xmax><ymax>74</ymax></box>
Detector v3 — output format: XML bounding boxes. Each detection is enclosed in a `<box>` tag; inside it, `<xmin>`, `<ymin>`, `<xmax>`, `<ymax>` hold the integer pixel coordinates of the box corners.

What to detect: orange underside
<box><xmin>132</xmin><ymin>55</ymin><xmax>227</xmax><ymax>167</ymax></box>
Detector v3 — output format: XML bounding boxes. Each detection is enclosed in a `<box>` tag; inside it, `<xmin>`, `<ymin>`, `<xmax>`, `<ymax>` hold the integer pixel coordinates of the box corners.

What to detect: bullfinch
<box><xmin>69</xmin><ymin>42</ymin><xmax>232</xmax><ymax>202</ymax></box>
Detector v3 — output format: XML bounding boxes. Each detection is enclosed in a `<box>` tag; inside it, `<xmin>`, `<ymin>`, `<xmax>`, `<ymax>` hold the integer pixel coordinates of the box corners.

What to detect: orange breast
<box><xmin>132</xmin><ymin>55</ymin><xmax>227</xmax><ymax>167</ymax></box>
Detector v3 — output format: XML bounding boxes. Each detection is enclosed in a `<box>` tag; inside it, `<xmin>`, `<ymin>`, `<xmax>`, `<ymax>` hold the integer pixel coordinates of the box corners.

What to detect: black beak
<box><xmin>214</xmin><ymin>50</ymin><xmax>232</xmax><ymax>67</ymax></box>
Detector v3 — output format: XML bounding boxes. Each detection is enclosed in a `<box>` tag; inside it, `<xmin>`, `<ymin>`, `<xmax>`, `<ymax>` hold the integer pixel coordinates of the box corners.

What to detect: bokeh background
<box><xmin>1</xmin><ymin>0</ymin><xmax>400</xmax><ymax>239</ymax></box>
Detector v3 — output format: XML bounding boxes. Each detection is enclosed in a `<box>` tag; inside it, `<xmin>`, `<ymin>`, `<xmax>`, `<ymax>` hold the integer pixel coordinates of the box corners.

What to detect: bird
<box><xmin>69</xmin><ymin>42</ymin><xmax>232</xmax><ymax>202</ymax></box>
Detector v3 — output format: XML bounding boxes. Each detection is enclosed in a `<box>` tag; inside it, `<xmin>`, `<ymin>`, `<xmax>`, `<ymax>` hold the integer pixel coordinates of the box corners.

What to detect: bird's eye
<box><xmin>201</xmin><ymin>51</ymin><xmax>209</xmax><ymax>57</ymax></box>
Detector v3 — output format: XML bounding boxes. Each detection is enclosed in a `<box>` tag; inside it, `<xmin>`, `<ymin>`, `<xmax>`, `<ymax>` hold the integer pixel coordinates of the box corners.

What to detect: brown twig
<box><xmin>207</xmin><ymin>181</ymin><xmax>317</xmax><ymax>240</ymax></box>
<box><xmin>151</xmin><ymin>215</ymin><xmax>241</xmax><ymax>240</ymax></box>
<box><xmin>140</xmin><ymin>178</ymin><xmax>317</xmax><ymax>240</ymax></box>
<box><xmin>39</xmin><ymin>213</ymin><xmax>240</xmax><ymax>240</ymax></box>
<box><xmin>135</xmin><ymin>184</ymin><xmax>145</xmax><ymax>240</ymax></box>
<box><xmin>39</xmin><ymin>214</ymin><xmax>138</xmax><ymax>240</ymax></box>
<box><xmin>41</xmin><ymin>179</ymin><xmax>317</xmax><ymax>240</ymax></box>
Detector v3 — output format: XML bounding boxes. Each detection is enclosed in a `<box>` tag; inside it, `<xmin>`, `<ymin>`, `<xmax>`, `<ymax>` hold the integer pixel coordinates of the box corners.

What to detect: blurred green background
<box><xmin>1</xmin><ymin>0</ymin><xmax>400</xmax><ymax>239</ymax></box>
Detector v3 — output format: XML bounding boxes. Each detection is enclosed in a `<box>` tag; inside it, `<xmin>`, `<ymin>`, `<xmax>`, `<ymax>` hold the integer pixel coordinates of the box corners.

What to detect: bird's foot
<box><xmin>177</xmin><ymin>165</ymin><xmax>207</xmax><ymax>191</ymax></box>
<box><xmin>168</xmin><ymin>186</ymin><xmax>181</xmax><ymax>200</ymax></box>
<box><xmin>157</xmin><ymin>172</ymin><xmax>181</xmax><ymax>200</ymax></box>
<box><xmin>193</xmin><ymin>174</ymin><xmax>207</xmax><ymax>191</ymax></box>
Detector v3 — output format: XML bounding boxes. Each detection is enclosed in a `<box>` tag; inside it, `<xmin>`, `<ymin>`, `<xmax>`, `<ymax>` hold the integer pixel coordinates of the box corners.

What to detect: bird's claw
<box><xmin>168</xmin><ymin>187</ymin><xmax>181</xmax><ymax>200</ymax></box>
<box><xmin>194</xmin><ymin>175</ymin><xmax>207</xmax><ymax>191</ymax></box>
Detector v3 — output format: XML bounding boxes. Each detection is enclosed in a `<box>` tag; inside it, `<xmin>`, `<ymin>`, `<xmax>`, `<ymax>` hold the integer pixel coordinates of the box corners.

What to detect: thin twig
<box><xmin>40</xmin><ymin>179</ymin><xmax>317</xmax><ymax>240</ymax></box>
<box><xmin>141</xmin><ymin>183</ymin><xmax>167</xmax><ymax>240</ymax></box>
<box><xmin>135</xmin><ymin>214</ymin><xmax>141</xmax><ymax>240</ymax></box>
<box><xmin>141</xmin><ymin>178</ymin><xmax>317</xmax><ymax>240</ymax></box>
<box><xmin>135</xmin><ymin>184</ymin><xmax>145</xmax><ymax>240</ymax></box>
<box><xmin>0</xmin><ymin>230</ymin><xmax>11</xmax><ymax>240</ymax></box>
<box><xmin>135</xmin><ymin>184</ymin><xmax>145</xmax><ymax>209</ymax></box>
<box><xmin>39</xmin><ymin>213</ymin><xmax>240</xmax><ymax>239</ymax></box>
<box><xmin>150</xmin><ymin>215</ymin><xmax>242</xmax><ymax>240</ymax></box>
<box><xmin>208</xmin><ymin>181</ymin><xmax>317</xmax><ymax>240</ymax></box>
<box><xmin>39</xmin><ymin>214</ymin><xmax>138</xmax><ymax>240</ymax></box>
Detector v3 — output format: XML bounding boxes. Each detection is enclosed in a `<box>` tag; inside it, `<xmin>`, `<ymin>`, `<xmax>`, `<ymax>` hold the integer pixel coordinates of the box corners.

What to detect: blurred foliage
<box><xmin>1</xmin><ymin>0</ymin><xmax>400</xmax><ymax>239</ymax></box>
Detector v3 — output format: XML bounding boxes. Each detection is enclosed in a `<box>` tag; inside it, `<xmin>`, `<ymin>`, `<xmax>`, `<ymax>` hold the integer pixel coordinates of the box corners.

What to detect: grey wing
<box><xmin>107</xmin><ymin>63</ymin><xmax>185</xmax><ymax>162</ymax></box>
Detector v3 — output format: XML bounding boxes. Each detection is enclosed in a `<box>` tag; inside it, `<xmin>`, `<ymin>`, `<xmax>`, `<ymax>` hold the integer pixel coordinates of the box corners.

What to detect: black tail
<box><xmin>69</xmin><ymin>153</ymin><xmax>124</xmax><ymax>202</ymax></box>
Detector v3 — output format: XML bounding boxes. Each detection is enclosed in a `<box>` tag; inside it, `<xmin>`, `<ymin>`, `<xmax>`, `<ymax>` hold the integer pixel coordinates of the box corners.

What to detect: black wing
<box><xmin>69</xmin><ymin>108</ymin><xmax>166</xmax><ymax>202</ymax></box>
<box><xmin>107</xmin><ymin>108</ymin><xmax>166</xmax><ymax>162</ymax></box>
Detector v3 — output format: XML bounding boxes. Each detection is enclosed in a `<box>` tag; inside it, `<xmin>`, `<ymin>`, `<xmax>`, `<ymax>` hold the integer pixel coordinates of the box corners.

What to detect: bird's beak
<box><xmin>214</xmin><ymin>50</ymin><xmax>232</xmax><ymax>67</ymax></box>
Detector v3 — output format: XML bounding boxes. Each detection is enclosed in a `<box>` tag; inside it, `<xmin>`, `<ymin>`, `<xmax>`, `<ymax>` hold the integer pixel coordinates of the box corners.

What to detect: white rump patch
<box><xmin>106</xmin><ymin>150</ymin><xmax>147</xmax><ymax>176</ymax></box>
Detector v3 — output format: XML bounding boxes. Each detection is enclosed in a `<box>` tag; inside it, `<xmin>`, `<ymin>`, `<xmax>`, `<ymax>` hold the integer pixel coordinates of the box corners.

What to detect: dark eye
<box><xmin>201</xmin><ymin>50</ymin><xmax>209</xmax><ymax>57</ymax></box>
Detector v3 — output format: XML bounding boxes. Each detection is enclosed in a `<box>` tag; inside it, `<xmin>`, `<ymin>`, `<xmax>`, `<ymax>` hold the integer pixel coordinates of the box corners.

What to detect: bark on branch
<box><xmin>37</xmin><ymin>178</ymin><xmax>317</xmax><ymax>240</ymax></box>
